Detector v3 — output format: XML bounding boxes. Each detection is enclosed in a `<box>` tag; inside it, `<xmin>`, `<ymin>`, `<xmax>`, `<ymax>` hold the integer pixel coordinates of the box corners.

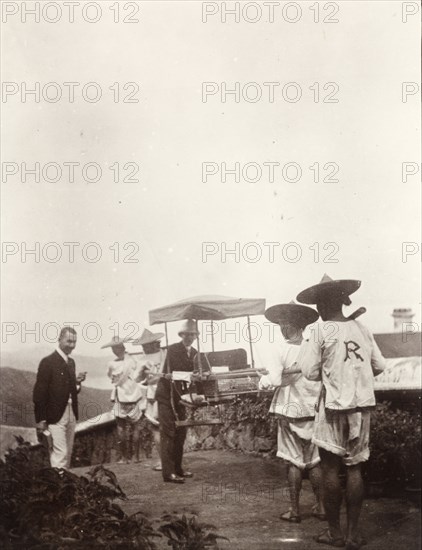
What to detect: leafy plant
<box><xmin>366</xmin><ymin>401</ymin><xmax>421</xmax><ymax>489</ymax></box>
<box><xmin>390</xmin><ymin>404</ymin><xmax>421</xmax><ymax>488</ymax></box>
<box><xmin>0</xmin><ymin>438</ymin><xmax>228</xmax><ymax>549</ymax></box>
<box><xmin>0</xmin><ymin>437</ymin><xmax>158</xmax><ymax>549</ymax></box>
<box><xmin>158</xmin><ymin>514</ymin><xmax>228</xmax><ymax>550</ymax></box>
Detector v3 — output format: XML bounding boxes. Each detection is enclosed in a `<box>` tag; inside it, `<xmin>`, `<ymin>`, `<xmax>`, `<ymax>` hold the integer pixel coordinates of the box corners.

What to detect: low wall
<box><xmin>1</xmin><ymin>393</ymin><xmax>418</xmax><ymax>496</ymax></box>
<box><xmin>71</xmin><ymin>393</ymin><xmax>421</xmax><ymax>499</ymax></box>
<box><xmin>72</xmin><ymin>396</ymin><xmax>278</xmax><ymax>467</ymax></box>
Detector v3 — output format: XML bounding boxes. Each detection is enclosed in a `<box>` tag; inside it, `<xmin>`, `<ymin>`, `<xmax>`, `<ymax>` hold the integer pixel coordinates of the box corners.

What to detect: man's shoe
<box><xmin>163</xmin><ymin>474</ymin><xmax>185</xmax><ymax>484</ymax></box>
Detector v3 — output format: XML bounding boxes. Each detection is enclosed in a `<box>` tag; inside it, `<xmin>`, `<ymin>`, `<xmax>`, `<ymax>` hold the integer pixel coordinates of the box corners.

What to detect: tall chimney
<box><xmin>392</xmin><ymin>308</ymin><xmax>415</xmax><ymax>332</ymax></box>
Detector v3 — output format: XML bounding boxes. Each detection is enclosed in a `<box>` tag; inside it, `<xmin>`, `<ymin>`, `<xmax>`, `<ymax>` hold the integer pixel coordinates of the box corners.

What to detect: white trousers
<box><xmin>48</xmin><ymin>403</ymin><xmax>76</xmax><ymax>469</ymax></box>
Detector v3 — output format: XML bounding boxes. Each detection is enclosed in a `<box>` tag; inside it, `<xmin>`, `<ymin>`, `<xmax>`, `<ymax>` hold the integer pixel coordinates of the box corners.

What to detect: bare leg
<box><xmin>309</xmin><ymin>464</ymin><xmax>325</xmax><ymax>516</ymax></box>
<box><xmin>345</xmin><ymin>464</ymin><xmax>364</xmax><ymax>545</ymax></box>
<box><xmin>153</xmin><ymin>427</ymin><xmax>161</xmax><ymax>466</ymax></box>
<box><xmin>287</xmin><ymin>463</ymin><xmax>303</xmax><ymax>517</ymax></box>
<box><xmin>132</xmin><ymin>420</ymin><xmax>142</xmax><ymax>462</ymax></box>
<box><xmin>116</xmin><ymin>419</ymin><xmax>124</xmax><ymax>463</ymax></box>
<box><xmin>126</xmin><ymin>420</ymin><xmax>133</xmax><ymax>463</ymax></box>
<box><xmin>141</xmin><ymin>417</ymin><xmax>154</xmax><ymax>458</ymax></box>
<box><xmin>319</xmin><ymin>448</ymin><xmax>343</xmax><ymax>540</ymax></box>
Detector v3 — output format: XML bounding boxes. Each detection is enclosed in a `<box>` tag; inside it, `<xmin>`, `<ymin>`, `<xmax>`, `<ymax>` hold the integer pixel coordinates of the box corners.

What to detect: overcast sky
<box><xmin>1</xmin><ymin>1</ymin><xmax>420</xmax><ymax>360</ymax></box>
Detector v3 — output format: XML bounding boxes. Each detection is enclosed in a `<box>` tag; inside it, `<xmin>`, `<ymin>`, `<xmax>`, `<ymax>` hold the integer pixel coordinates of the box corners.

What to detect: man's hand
<box><xmin>134</xmin><ymin>365</ymin><xmax>150</xmax><ymax>383</ymax></box>
<box><xmin>147</xmin><ymin>373</ymin><xmax>161</xmax><ymax>385</ymax></box>
<box><xmin>258</xmin><ymin>375</ymin><xmax>273</xmax><ymax>391</ymax></box>
<box><xmin>76</xmin><ymin>371</ymin><xmax>87</xmax><ymax>383</ymax></box>
<box><xmin>193</xmin><ymin>395</ymin><xmax>206</xmax><ymax>405</ymax></box>
<box><xmin>36</xmin><ymin>420</ymin><xmax>47</xmax><ymax>433</ymax></box>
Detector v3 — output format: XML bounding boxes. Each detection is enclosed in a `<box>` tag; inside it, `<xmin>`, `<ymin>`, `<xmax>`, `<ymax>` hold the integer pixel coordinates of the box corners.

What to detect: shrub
<box><xmin>158</xmin><ymin>514</ymin><xmax>228</xmax><ymax>550</ymax></box>
<box><xmin>0</xmin><ymin>437</ymin><xmax>228</xmax><ymax>549</ymax></box>
<box><xmin>366</xmin><ymin>401</ymin><xmax>421</xmax><ymax>489</ymax></box>
<box><xmin>0</xmin><ymin>437</ymin><xmax>158</xmax><ymax>549</ymax></box>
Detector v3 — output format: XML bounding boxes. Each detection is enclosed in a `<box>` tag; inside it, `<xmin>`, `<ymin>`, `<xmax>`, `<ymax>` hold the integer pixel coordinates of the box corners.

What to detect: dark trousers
<box><xmin>158</xmin><ymin>401</ymin><xmax>187</xmax><ymax>479</ymax></box>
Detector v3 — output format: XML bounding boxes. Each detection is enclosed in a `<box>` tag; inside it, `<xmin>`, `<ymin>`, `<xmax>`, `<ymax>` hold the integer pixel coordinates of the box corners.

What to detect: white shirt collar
<box><xmin>56</xmin><ymin>347</ymin><xmax>70</xmax><ymax>363</ymax></box>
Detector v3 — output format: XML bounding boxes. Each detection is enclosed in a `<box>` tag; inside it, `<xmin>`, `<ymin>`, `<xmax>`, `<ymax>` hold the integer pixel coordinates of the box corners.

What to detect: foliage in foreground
<box><xmin>159</xmin><ymin>514</ymin><xmax>228</xmax><ymax>550</ymax></box>
<box><xmin>0</xmin><ymin>437</ymin><xmax>227</xmax><ymax>549</ymax></box>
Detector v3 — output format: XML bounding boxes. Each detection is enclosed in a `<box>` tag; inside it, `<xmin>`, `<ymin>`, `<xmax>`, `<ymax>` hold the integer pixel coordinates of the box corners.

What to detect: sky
<box><xmin>1</xmin><ymin>1</ymin><xmax>420</xmax><ymax>362</ymax></box>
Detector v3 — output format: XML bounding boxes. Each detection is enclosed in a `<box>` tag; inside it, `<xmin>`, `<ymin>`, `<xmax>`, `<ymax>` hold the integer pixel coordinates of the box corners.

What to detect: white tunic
<box><xmin>138</xmin><ymin>348</ymin><xmax>167</xmax><ymax>425</ymax></box>
<box><xmin>261</xmin><ymin>340</ymin><xmax>321</xmax><ymax>420</ymax></box>
<box><xmin>108</xmin><ymin>353</ymin><xmax>145</xmax><ymax>419</ymax></box>
<box><xmin>300</xmin><ymin>320</ymin><xmax>385</xmax><ymax>412</ymax></box>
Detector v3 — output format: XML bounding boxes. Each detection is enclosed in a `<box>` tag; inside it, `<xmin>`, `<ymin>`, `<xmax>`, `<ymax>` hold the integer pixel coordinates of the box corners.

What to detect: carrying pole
<box><xmin>164</xmin><ymin>322</ymin><xmax>169</xmax><ymax>347</ymax></box>
<box><xmin>246</xmin><ymin>315</ymin><xmax>255</xmax><ymax>368</ymax></box>
<box><xmin>211</xmin><ymin>320</ymin><xmax>215</xmax><ymax>352</ymax></box>
<box><xmin>195</xmin><ymin>319</ymin><xmax>202</xmax><ymax>377</ymax></box>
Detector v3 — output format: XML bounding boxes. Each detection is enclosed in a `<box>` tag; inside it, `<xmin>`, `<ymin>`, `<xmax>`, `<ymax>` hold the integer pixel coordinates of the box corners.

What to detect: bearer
<box><xmin>297</xmin><ymin>274</ymin><xmax>386</xmax><ymax>550</ymax></box>
<box><xmin>260</xmin><ymin>301</ymin><xmax>325</xmax><ymax>523</ymax></box>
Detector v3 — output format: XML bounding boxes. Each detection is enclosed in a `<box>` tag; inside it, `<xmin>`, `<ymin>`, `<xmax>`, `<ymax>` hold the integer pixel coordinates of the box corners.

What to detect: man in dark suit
<box><xmin>155</xmin><ymin>319</ymin><xmax>198</xmax><ymax>483</ymax></box>
<box><xmin>33</xmin><ymin>327</ymin><xmax>86</xmax><ymax>469</ymax></box>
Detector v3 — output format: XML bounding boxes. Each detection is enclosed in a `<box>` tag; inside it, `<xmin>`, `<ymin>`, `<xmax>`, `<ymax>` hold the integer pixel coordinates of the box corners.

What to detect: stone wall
<box><xmin>184</xmin><ymin>416</ymin><xmax>276</xmax><ymax>456</ymax></box>
<box><xmin>72</xmin><ymin>421</ymin><xmax>118</xmax><ymax>467</ymax></box>
<box><xmin>72</xmin><ymin>396</ymin><xmax>278</xmax><ymax>466</ymax></box>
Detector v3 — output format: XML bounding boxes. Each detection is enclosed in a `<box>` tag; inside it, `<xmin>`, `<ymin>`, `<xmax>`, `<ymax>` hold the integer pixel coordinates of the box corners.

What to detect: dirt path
<box><xmin>75</xmin><ymin>450</ymin><xmax>421</xmax><ymax>549</ymax></box>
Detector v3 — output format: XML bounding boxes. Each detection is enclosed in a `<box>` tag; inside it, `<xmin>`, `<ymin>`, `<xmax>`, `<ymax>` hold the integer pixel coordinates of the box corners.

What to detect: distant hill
<box><xmin>1</xmin><ymin>348</ymin><xmax>117</xmax><ymax>390</ymax></box>
<box><xmin>0</xmin><ymin>347</ymin><xmax>146</xmax><ymax>389</ymax></box>
<box><xmin>0</xmin><ymin>367</ymin><xmax>112</xmax><ymax>427</ymax></box>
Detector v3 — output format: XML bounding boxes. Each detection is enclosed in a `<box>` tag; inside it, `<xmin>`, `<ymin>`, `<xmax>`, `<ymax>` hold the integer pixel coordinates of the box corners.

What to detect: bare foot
<box><xmin>315</xmin><ymin>529</ymin><xmax>345</xmax><ymax>547</ymax></box>
<box><xmin>280</xmin><ymin>510</ymin><xmax>301</xmax><ymax>523</ymax></box>
<box><xmin>345</xmin><ymin>536</ymin><xmax>367</xmax><ymax>549</ymax></box>
<box><xmin>312</xmin><ymin>503</ymin><xmax>327</xmax><ymax>521</ymax></box>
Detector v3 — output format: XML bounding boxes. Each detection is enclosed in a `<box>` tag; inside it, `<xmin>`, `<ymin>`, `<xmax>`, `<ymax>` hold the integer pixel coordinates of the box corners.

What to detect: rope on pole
<box><xmin>211</xmin><ymin>320</ymin><xmax>215</xmax><ymax>352</ymax></box>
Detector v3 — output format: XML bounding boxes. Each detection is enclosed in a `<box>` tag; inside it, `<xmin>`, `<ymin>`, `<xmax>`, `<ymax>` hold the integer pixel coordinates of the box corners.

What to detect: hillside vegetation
<box><xmin>0</xmin><ymin>367</ymin><xmax>112</xmax><ymax>427</ymax></box>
